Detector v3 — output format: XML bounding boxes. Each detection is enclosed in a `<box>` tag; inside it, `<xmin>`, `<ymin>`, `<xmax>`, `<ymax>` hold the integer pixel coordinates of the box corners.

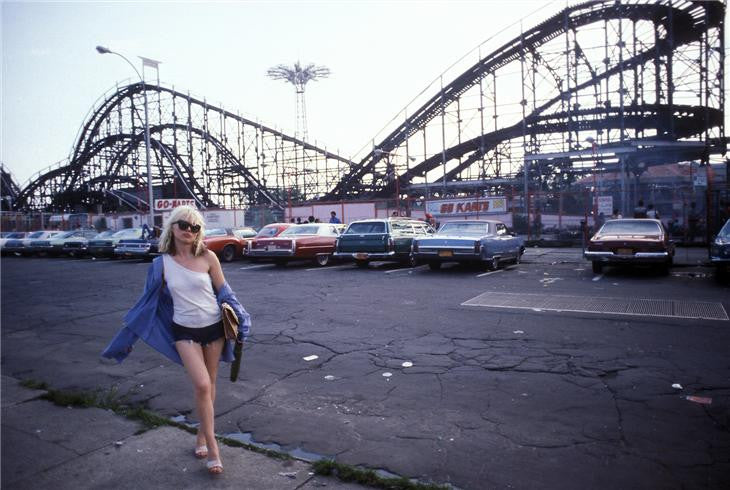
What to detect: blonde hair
<box><xmin>158</xmin><ymin>205</ymin><xmax>207</xmax><ymax>256</ymax></box>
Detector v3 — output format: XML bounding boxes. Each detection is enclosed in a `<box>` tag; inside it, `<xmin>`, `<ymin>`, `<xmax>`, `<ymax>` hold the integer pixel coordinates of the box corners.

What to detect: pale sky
<box><xmin>2</xmin><ymin>0</ymin><xmax>560</xmax><ymax>187</ymax></box>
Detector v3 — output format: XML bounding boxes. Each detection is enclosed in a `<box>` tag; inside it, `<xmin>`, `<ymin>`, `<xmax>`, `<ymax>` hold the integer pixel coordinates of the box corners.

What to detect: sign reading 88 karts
<box><xmin>426</xmin><ymin>197</ymin><xmax>507</xmax><ymax>217</ymax></box>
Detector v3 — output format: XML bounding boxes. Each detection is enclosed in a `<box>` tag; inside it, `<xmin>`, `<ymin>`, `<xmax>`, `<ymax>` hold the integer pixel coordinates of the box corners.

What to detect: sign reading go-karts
<box><xmin>154</xmin><ymin>199</ymin><xmax>197</xmax><ymax>211</ymax></box>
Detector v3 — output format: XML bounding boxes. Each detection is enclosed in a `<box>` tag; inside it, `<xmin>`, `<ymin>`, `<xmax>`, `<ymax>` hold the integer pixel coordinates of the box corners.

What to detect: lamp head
<box><xmin>96</xmin><ymin>45</ymin><xmax>112</xmax><ymax>54</ymax></box>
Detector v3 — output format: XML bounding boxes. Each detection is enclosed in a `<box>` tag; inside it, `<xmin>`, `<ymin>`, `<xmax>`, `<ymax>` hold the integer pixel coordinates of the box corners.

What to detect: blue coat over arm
<box><xmin>101</xmin><ymin>255</ymin><xmax>251</xmax><ymax>365</ymax></box>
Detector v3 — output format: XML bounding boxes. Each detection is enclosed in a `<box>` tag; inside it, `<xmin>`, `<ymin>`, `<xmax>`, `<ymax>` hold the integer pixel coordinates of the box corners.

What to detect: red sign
<box><xmin>154</xmin><ymin>199</ymin><xmax>196</xmax><ymax>211</ymax></box>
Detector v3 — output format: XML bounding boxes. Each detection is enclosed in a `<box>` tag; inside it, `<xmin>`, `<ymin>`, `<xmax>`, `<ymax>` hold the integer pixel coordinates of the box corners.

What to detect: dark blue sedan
<box><xmin>412</xmin><ymin>219</ymin><xmax>524</xmax><ymax>270</ymax></box>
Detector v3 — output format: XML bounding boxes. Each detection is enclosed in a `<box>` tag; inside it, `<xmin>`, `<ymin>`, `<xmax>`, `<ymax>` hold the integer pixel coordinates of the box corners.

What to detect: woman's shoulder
<box><xmin>203</xmin><ymin>248</ymin><xmax>220</xmax><ymax>265</ymax></box>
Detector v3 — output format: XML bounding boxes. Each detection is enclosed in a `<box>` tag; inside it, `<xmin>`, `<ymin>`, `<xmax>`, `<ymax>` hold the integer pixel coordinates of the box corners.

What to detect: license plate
<box><xmin>438</xmin><ymin>250</ymin><xmax>453</xmax><ymax>257</ymax></box>
<box><xmin>355</xmin><ymin>253</ymin><xmax>368</xmax><ymax>260</ymax></box>
<box><xmin>617</xmin><ymin>248</ymin><xmax>633</xmax><ymax>256</ymax></box>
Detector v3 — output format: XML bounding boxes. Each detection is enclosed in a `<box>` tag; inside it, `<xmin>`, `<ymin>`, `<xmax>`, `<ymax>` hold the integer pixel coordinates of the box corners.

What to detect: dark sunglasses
<box><xmin>174</xmin><ymin>220</ymin><xmax>201</xmax><ymax>233</ymax></box>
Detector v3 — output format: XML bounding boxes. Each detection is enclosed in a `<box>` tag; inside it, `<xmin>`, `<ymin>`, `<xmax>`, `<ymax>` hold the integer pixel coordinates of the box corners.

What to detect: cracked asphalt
<box><xmin>2</xmin><ymin>249</ymin><xmax>729</xmax><ymax>489</ymax></box>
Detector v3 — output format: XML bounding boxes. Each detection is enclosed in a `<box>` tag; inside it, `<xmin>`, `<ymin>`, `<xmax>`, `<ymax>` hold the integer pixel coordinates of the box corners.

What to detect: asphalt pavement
<box><xmin>1</xmin><ymin>247</ymin><xmax>728</xmax><ymax>489</ymax></box>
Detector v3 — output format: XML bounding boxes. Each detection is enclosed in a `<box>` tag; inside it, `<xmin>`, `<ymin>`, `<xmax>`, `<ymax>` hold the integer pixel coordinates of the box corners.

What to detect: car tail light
<box><xmin>412</xmin><ymin>240</ymin><xmax>419</xmax><ymax>253</ymax></box>
<box><xmin>473</xmin><ymin>241</ymin><xmax>481</xmax><ymax>254</ymax></box>
<box><xmin>291</xmin><ymin>239</ymin><xmax>297</xmax><ymax>252</ymax></box>
<box><xmin>387</xmin><ymin>237</ymin><xmax>394</xmax><ymax>252</ymax></box>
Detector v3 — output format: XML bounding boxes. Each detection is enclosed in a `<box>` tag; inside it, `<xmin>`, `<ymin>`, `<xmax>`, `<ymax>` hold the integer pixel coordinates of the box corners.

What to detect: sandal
<box><xmin>194</xmin><ymin>445</ymin><xmax>208</xmax><ymax>459</ymax></box>
<box><xmin>207</xmin><ymin>459</ymin><xmax>223</xmax><ymax>475</ymax></box>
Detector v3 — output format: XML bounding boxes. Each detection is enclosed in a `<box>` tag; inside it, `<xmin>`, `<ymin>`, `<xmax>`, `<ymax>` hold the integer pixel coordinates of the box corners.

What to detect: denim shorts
<box><xmin>171</xmin><ymin>320</ymin><xmax>224</xmax><ymax>346</ymax></box>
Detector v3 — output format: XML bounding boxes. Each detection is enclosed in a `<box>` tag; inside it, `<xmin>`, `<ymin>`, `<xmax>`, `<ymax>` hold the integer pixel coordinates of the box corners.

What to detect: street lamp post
<box><xmin>96</xmin><ymin>45</ymin><xmax>155</xmax><ymax>231</ymax></box>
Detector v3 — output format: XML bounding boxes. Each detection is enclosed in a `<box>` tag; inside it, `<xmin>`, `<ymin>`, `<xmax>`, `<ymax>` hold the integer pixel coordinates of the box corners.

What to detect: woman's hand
<box><xmin>206</xmin><ymin>249</ymin><xmax>226</xmax><ymax>292</ymax></box>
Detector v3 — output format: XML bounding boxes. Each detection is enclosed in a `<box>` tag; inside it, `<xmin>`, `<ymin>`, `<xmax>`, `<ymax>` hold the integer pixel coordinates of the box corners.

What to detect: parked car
<box><xmin>34</xmin><ymin>229</ymin><xmax>100</xmax><ymax>256</ymax></box>
<box><xmin>63</xmin><ymin>230</ymin><xmax>115</xmax><ymax>257</ymax></box>
<box><xmin>248</xmin><ymin>223</ymin><xmax>346</xmax><ymax>266</ymax></box>
<box><xmin>245</xmin><ymin>223</ymin><xmax>293</xmax><ymax>258</ymax></box>
<box><xmin>0</xmin><ymin>232</ymin><xmax>27</xmax><ymax>255</ymax></box>
<box><xmin>334</xmin><ymin>217</ymin><xmax>435</xmax><ymax>267</ymax></box>
<box><xmin>412</xmin><ymin>219</ymin><xmax>524</xmax><ymax>270</ymax></box>
<box><xmin>114</xmin><ymin>237</ymin><xmax>159</xmax><ymax>260</ymax></box>
<box><xmin>5</xmin><ymin>231</ymin><xmax>60</xmax><ymax>256</ymax></box>
<box><xmin>584</xmin><ymin>218</ymin><xmax>675</xmax><ymax>274</ymax></box>
<box><xmin>709</xmin><ymin>218</ymin><xmax>730</xmax><ymax>277</ymax></box>
<box><xmin>204</xmin><ymin>227</ymin><xmax>257</xmax><ymax>262</ymax></box>
<box><xmin>87</xmin><ymin>228</ymin><xmax>143</xmax><ymax>258</ymax></box>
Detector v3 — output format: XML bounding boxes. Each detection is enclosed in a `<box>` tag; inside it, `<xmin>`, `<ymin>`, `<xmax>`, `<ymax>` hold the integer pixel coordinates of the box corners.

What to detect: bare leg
<box><xmin>176</xmin><ymin>340</ymin><xmax>220</xmax><ymax>467</ymax></box>
<box><xmin>201</xmin><ymin>337</ymin><xmax>225</xmax><ymax>461</ymax></box>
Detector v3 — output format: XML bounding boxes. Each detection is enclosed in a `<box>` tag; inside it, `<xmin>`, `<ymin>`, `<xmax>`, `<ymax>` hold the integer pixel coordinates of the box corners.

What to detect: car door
<box><xmin>495</xmin><ymin>223</ymin><xmax>516</xmax><ymax>257</ymax></box>
<box><xmin>391</xmin><ymin>221</ymin><xmax>414</xmax><ymax>256</ymax></box>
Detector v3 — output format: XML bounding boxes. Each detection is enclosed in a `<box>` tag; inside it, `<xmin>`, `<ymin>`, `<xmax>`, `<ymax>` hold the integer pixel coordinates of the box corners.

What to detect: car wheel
<box><xmin>428</xmin><ymin>262</ymin><xmax>441</xmax><ymax>271</ymax></box>
<box><xmin>592</xmin><ymin>262</ymin><xmax>603</xmax><ymax>274</ymax></box>
<box><xmin>315</xmin><ymin>254</ymin><xmax>330</xmax><ymax>267</ymax></box>
<box><xmin>513</xmin><ymin>252</ymin><xmax>522</xmax><ymax>265</ymax></box>
<box><xmin>406</xmin><ymin>255</ymin><xmax>418</xmax><ymax>268</ymax></box>
<box><xmin>483</xmin><ymin>257</ymin><xmax>498</xmax><ymax>271</ymax></box>
<box><xmin>355</xmin><ymin>260</ymin><xmax>369</xmax><ymax>268</ymax></box>
<box><xmin>221</xmin><ymin>245</ymin><xmax>236</xmax><ymax>263</ymax></box>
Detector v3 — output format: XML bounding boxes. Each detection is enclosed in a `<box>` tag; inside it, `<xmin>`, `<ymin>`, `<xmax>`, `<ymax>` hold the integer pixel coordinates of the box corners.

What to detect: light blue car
<box><xmin>411</xmin><ymin>219</ymin><xmax>524</xmax><ymax>270</ymax></box>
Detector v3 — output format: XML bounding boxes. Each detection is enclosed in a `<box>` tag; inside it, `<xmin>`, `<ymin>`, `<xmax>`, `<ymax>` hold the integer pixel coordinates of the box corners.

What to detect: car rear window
<box><xmin>256</xmin><ymin>226</ymin><xmax>279</xmax><ymax>237</ymax></box>
<box><xmin>439</xmin><ymin>222</ymin><xmax>489</xmax><ymax>236</ymax></box>
<box><xmin>345</xmin><ymin>222</ymin><xmax>385</xmax><ymax>234</ymax></box>
<box><xmin>718</xmin><ymin>220</ymin><xmax>730</xmax><ymax>238</ymax></box>
<box><xmin>281</xmin><ymin>225</ymin><xmax>321</xmax><ymax>236</ymax></box>
<box><xmin>600</xmin><ymin>220</ymin><xmax>662</xmax><ymax>235</ymax></box>
<box><xmin>206</xmin><ymin>228</ymin><xmax>229</xmax><ymax>237</ymax></box>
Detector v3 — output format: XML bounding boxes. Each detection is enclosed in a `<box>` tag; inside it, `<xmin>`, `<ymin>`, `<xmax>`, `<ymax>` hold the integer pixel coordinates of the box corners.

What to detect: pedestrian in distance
<box><xmin>633</xmin><ymin>199</ymin><xmax>648</xmax><ymax>218</ymax></box>
<box><xmin>296</xmin><ymin>217</ymin><xmax>302</xmax><ymax>224</ymax></box>
<box><xmin>646</xmin><ymin>204</ymin><xmax>660</xmax><ymax>219</ymax></box>
<box><xmin>307</xmin><ymin>215</ymin><xmax>315</xmax><ymax>223</ymax></box>
<box><xmin>611</xmin><ymin>208</ymin><xmax>623</xmax><ymax>219</ymax></box>
<box><xmin>101</xmin><ymin>205</ymin><xmax>251</xmax><ymax>476</ymax></box>
<box><xmin>329</xmin><ymin>211</ymin><xmax>341</xmax><ymax>224</ymax></box>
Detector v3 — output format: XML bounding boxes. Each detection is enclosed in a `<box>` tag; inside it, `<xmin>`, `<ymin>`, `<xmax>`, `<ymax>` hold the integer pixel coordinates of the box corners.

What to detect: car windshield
<box><xmin>256</xmin><ymin>226</ymin><xmax>280</xmax><ymax>237</ymax></box>
<box><xmin>281</xmin><ymin>225</ymin><xmax>320</xmax><ymax>236</ymax></box>
<box><xmin>718</xmin><ymin>220</ymin><xmax>730</xmax><ymax>238</ymax></box>
<box><xmin>599</xmin><ymin>220</ymin><xmax>662</xmax><ymax>235</ymax></box>
<box><xmin>345</xmin><ymin>222</ymin><xmax>385</xmax><ymax>234</ymax></box>
<box><xmin>113</xmin><ymin>228</ymin><xmax>141</xmax><ymax>238</ymax></box>
<box><xmin>206</xmin><ymin>228</ymin><xmax>229</xmax><ymax>237</ymax></box>
<box><xmin>28</xmin><ymin>231</ymin><xmax>45</xmax><ymax>238</ymax></box>
<box><xmin>94</xmin><ymin>231</ymin><xmax>115</xmax><ymax>238</ymax></box>
<box><xmin>7</xmin><ymin>232</ymin><xmax>25</xmax><ymax>238</ymax></box>
<box><xmin>438</xmin><ymin>222</ymin><xmax>489</xmax><ymax>236</ymax></box>
<box><xmin>55</xmin><ymin>231</ymin><xmax>77</xmax><ymax>239</ymax></box>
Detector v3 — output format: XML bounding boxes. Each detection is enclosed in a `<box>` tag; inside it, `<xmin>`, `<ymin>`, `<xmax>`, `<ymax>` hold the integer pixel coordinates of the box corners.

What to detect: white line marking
<box><xmin>304</xmin><ymin>264</ymin><xmax>353</xmax><ymax>271</ymax></box>
<box><xmin>591</xmin><ymin>274</ymin><xmax>604</xmax><ymax>282</ymax></box>
<box><xmin>476</xmin><ymin>269</ymin><xmax>504</xmax><ymax>278</ymax></box>
<box><xmin>239</xmin><ymin>264</ymin><xmax>272</xmax><ymax>270</ymax></box>
<box><xmin>384</xmin><ymin>266</ymin><xmax>420</xmax><ymax>274</ymax></box>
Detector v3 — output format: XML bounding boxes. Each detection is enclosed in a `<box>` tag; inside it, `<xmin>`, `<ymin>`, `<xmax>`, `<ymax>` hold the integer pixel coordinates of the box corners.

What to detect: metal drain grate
<box><xmin>461</xmin><ymin>292</ymin><xmax>728</xmax><ymax>321</ymax></box>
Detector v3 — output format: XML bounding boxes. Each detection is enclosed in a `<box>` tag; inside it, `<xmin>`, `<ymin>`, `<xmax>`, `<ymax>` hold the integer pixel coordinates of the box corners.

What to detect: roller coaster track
<box><xmin>15</xmin><ymin>83</ymin><xmax>352</xmax><ymax>211</ymax></box>
<box><xmin>13</xmin><ymin>0</ymin><xmax>725</xmax><ymax>211</ymax></box>
<box><xmin>326</xmin><ymin>0</ymin><xmax>725</xmax><ymax>199</ymax></box>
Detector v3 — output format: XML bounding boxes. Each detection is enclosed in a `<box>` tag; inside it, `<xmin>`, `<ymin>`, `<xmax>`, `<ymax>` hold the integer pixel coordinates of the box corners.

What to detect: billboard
<box><xmin>426</xmin><ymin>197</ymin><xmax>507</xmax><ymax>217</ymax></box>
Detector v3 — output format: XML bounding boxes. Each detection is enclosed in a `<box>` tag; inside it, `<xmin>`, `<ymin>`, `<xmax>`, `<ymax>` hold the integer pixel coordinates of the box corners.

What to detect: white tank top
<box><xmin>162</xmin><ymin>254</ymin><xmax>221</xmax><ymax>328</ymax></box>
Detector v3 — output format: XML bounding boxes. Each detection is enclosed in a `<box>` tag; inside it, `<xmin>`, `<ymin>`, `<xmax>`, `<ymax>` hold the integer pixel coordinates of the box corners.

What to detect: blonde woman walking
<box><xmin>103</xmin><ymin>205</ymin><xmax>251</xmax><ymax>475</ymax></box>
